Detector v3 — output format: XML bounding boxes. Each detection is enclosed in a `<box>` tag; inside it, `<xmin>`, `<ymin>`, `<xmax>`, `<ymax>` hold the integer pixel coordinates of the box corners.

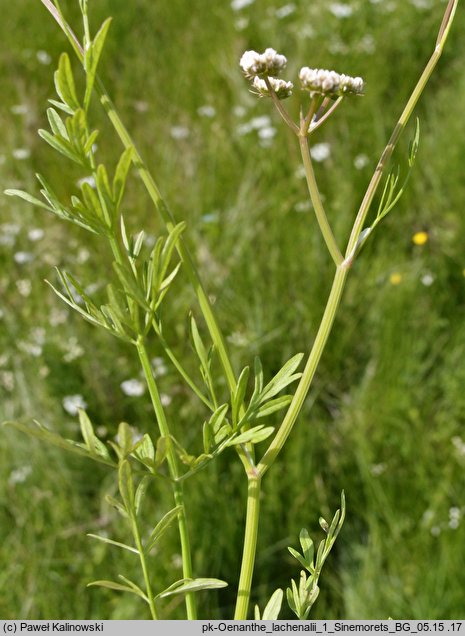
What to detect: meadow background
<box><xmin>1</xmin><ymin>0</ymin><xmax>465</xmax><ymax>620</ymax></box>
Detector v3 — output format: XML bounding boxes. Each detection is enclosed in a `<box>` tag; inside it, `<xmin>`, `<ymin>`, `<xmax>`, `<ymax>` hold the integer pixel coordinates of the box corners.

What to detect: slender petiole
<box><xmin>264</xmin><ymin>76</ymin><xmax>300</xmax><ymax>134</ymax></box>
<box><xmin>310</xmin><ymin>96</ymin><xmax>344</xmax><ymax>133</ymax></box>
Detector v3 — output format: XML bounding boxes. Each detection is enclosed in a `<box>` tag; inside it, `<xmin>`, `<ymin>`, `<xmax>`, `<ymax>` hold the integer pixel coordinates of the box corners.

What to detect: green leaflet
<box><xmin>84</xmin><ymin>18</ymin><xmax>112</xmax><ymax>111</ymax></box>
<box><xmin>157</xmin><ymin>578</ymin><xmax>228</xmax><ymax>599</ymax></box>
<box><xmin>145</xmin><ymin>506</ymin><xmax>182</xmax><ymax>553</ymax></box>
<box><xmin>54</xmin><ymin>53</ymin><xmax>80</xmax><ymax>112</ymax></box>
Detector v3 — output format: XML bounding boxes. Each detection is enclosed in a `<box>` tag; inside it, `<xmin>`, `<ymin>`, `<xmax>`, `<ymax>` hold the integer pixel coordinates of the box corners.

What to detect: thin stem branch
<box><xmin>131</xmin><ymin>516</ymin><xmax>159</xmax><ymax>619</ymax></box>
<box><xmin>233</xmin><ymin>476</ymin><xmax>261</xmax><ymax>620</ymax></box>
<box><xmin>345</xmin><ymin>0</ymin><xmax>459</xmax><ymax>259</ymax></box>
<box><xmin>136</xmin><ymin>338</ymin><xmax>197</xmax><ymax>620</ymax></box>
<box><xmin>155</xmin><ymin>327</ymin><xmax>214</xmax><ymax>411</ymax></box>
<box><xmin>301</xmin><ymin>96</ymin><xmax>322</xmax><ymax>135</ymax></box>
<box><xmin>264</xmin><ymin>76</ymin><xmax>299</xmax><ymax>134</ymax></box>
<box><xmin>310</xmin><ymin>96</ymin><xmax>344</xmax><ymax>134</ymax></box>
<box><xmin>299</xmin><ymin>135</ymin><xmax>343</xmax><ymax>266</ymax></box>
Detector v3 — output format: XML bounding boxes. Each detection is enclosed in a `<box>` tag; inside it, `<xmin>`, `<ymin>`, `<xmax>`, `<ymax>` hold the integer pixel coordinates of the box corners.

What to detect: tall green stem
<box><xmin>136</xmin><ymin>337</ymin><xmax>197</xmax><ymax>620</ymax></box>
<box><xmin>236</xmin><ymin>1</ymin><xmax>460</xmax><ymax>617</ymax></box>
<box><xmin>257</xmin><ymin>265</ymin><xmax>348</xmax><ymax>477</ymax></box>
<box><xmin>233</xmin><ymin>477</ymin><xmax>261</xmax><ymax>620</ymax></box>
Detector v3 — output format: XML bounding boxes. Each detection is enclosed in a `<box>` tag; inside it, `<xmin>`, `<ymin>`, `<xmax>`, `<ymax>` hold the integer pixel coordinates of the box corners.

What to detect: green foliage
<box><xmin>286</xmin><ymin>493</ymin><xmax>345</xmax><ymax>619</ymax></box>
<box><xmin>254</xmin><ymin>588</ymin><xmax>284</xmax><ymax>620</ymax></box>
<box><xmin>1</xmin><ymin>0</ymin><xmax>464</xmax><ymax>622</ymax></box>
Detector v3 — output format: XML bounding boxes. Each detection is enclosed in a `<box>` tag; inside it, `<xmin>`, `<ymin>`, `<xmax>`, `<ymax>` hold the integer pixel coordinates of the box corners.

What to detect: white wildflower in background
<box><xmin>410</xmin><ymin>0</ymin><xmax>433</xmax><ymax>9</ymax></box>
<box><xmin>258</xmin><ymin>125</ymin><xmax>277</xmax><ymax>148</ymax></box>
<box><xmin>0</xmin><ymin>370</ymin><xmax>15</xmax><ymax>391</ymax></box>
<box><xmin>310</xmin><ymin>142</ymin><xmax>331</xmax><ymax>162</ymax></box>
<box><xmin>275</xmin><ymin>4</ymin><xmax>296</xmax><ymax>19</ymax></box>
<box><xmin>240</xmin><ymin>48</ymin><xmax>287</xmax><ymax>78</ymax></box>
<box><xmin>233</xmin><ymin>105</ymin><xmax>247</xmax><ymax>118</ymax></box>
<box><xmin>236</xmin><ymin>115</ymin><xmax>273</xmax><ymax>136</ymax></box>
<box><xmin>63</xmin><ymin>394</ymin><xmax>87</xmax><ymax>416</ymax></box>
<box><xmin>1</xmin><ymin>223</ymin><xmax>21</xmax><ymax>236</ymax></box>
<box><xmin>63</xmin><ymin>337</ymin><xmax>85</xmax><ymax>362</ymax></box>
<box><xmin>452</xmin><ymin>435</ymin><xmax>465</xmax><ymax>457</ymax></box>
<box><xmin>329</xmin><ymin>3</ymin><xmax>354</xmax><ymax>18</ymax></box>
<box><xmin>49</xmin><ymin>308</ymin><xmax>68</xmax><ymax>326</ymax></box>
<box><xmin>36</xmin><ymin>50</ymin><xmax>52</xmax><ymax>65</ymax></box>
<box><xmin>231</xmin><ymin>0</ymin><xmax>255</xmax><ymax>10</ymax></box>
<box><xmin>170</xmin><ymin>125</ymin><xmax>190</xmax><ymax>140</ymax></box>
<box><xmin>421</xmin><ymin>272</ymin><xmax>435</xmax><ymax>287</ymax></box>
<box><xmin>300</xmin><ymin>67</ymin><xmax>364</xmax><ymax>97</ymax></box>
<box><xmin>294</xmin><ymin>200</ymin><xmax>312</xmax><ymax>213</ymax></box>
<box><xmin>160</xmin><ymin>394</ymin><xmax>172</xmax><ymax>407</ymax></box>
<box><xmin>28</xmin><ymin>228</ymin><xmax>44</xmax><ymax>242</ymax></box>
<box><xmin>171</xmin><ymin>553</ymin><xmax>183</xmax><ymax>568</ymax></box>
<box><xmin>234</xmin><ymin>17</ymin><xmax>249</xmax><ymax>31</ymax></box>
<box><xmin>354</xmin><ymin>154</ymin><xmax>369</xmax><ymax>170</ymax></box>
<box><xmin>294</xmin><ymin>165</ymin><xmax>307</xmax><ymax>180</ymax></box>
<box><xmin>370</xmin><ymin>463</ymin><xmax>387</xmax><ymax>476</ymax></box>
<box><xmin>14</xmin><ymin>251</ymin><xmax>34</xmax><ymax>264</ymax></box>
<box><xmin>133</xmin><ymin>100</ymin><xmax>149</xmax><ymax>113</ymax></box>
<box><xmin>12</xmin><ymin>148</ymin><xmax>31</xmax><ymax>161</ymax></box>
<box><xmin>16</xmin><ymin>279</ymin><xmax>32</xmax><ymax>297</ymax></box>
<box><xmin>152</xmin><ymin>357</ymin><xmax>168</xmax><ymax>376</ymax></box>
<box><xmin>197</xmin><ymin>105</ymin><xmax>216</xmax><ymax>118</ymax></box>
<box><xmin>18</xmin><ymin>340</ymin><xmax>42</xmax><ymax>358</ymax></box>
<box><xmin>359</xmin><ymin>34</ymin><xmax>376</xmax><ymax>54</ymax></box>
<box><xmin>76</xmin><ymin>175</ymin><xmax>96</xmax><ymax>189</ymax></box>
<box><xmin>120</xmin><ymin>378</ymin><xmax>145</xmax><ymax>397</ymax></box>
<box><xmin>421</xmin><ymin>509</ymin><xmax>434</xmax><ymax>526</ymax></box>
<box><xmin>11</xmin><ymin>104</ymin><xmax>29</xmax><ymax>116</ymax></box>
<box><xmin>252</xmin><ymin>76</ymin><xmax>293</xmax><ymax>99</ymax></box>
<box><xmin>8</xmin><ymin>465</ymin><xmax>33</xmax><ymax>486</ymax></box>
<box><xmin>76</xmin><ymin>247</ymin><xmax>91</xmax><ymax>264</ymax></box>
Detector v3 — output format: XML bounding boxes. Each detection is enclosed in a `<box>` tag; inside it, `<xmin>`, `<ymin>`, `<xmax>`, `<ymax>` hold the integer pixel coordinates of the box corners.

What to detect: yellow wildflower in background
<box><xmin>389</xmin><ymin>272</ymin><xmax>403</xmax><ymax>285</ymax></box>
<box><xmin>412</xmin><ymin>231</ymin><xmax>429</xmax><ymax>246</ymax></box>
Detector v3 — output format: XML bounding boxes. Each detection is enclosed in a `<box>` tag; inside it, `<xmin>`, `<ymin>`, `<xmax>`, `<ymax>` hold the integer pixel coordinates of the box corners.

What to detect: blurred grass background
<box><xmin>1</xmin><ymin>0</ymin><xmax>465</xmax><ymax>620</ymax></box>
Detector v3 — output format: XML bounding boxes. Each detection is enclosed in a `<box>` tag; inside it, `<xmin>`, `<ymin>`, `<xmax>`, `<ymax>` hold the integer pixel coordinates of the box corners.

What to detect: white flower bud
<box><xmin>252</xmin><ymin>76</ymin><xmax>293</xmax><ymax>99</ymax></box>
<box><xmin>299</xmin><ymin>67</ymin><xmax>364</xmax><ymax>97</ymax></box>
<box><xmin>240</xmin><ymin>48</ymin><xmax>287</xmax><ymax>78</ymax></box>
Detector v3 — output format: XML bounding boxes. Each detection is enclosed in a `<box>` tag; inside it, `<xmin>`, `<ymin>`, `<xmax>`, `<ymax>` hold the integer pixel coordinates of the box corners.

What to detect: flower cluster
<box><xmin>240</xmin><ymin>48</ymin><xmax>364</xmax><ymax>103</ymax></box>
<box><xmin>252</xmin><ymin>76</ymin><xmax>294</xmax><ymax>99</ymax></box>
<box><xmin>239</xmin><ymin>48</ymin><xmax>287</xmax><ymax>78</ymax></box>
<box><xmin>299</xmin><ymin>67</ymin><xmax>364</xmax><ymax>97</ymax></box>
<box><xmin>240</xmin><ymin>48</ymin><xmax>293</xmax><ymax>101</ymax></box>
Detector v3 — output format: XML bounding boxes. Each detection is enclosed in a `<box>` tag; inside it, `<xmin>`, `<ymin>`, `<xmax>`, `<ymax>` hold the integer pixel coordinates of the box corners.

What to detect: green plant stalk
<box><xmin>44</xmin><ymin>0</ymin><xmax>254</xmax><ymax>475</ymax></box>
<box><xmin>131</xmin><ymin>514</ymin><xmax>159</xmax><ymax>619</ymax></box>
<box><xmin>257</xmin><ymin>264</ymin><xmax>347</xmax><ymax>478</ymax></box>
<box><xmin>136</xmin><ymin>337</ymin><xmax>197</xmax><ymax>620</ymax></box>
<box><xmin>152</xmin><ymin>323</ymin><xmax>214</xmax><ymax>411</ymax></box>
<box><xmin>345</xmin><ymin>0</ymin><xmax>459</xmax><ymax>259</ymax></box>
<box><xmin>235</xmin><ymin>1</ymin><xmax>459</xmax><ymax>618</ymax></box>
<box><xmin>233</xmin><ymin>476</ymin><xmax>261</xmax><ymax>620</ymax></box>
<box><xmin>103</xmin><ymin>229</ymin><xmax>197</xmax><ymax>619</ymax></box>
<box><xmin>298</xmin><ymin>134</ymin><xmax>343</xmax><ymax>266</ymax></box>
<box><xmin>260</xmin><ymin>0</ymin><xmax>459</xmax><ymax>481</ymax></box>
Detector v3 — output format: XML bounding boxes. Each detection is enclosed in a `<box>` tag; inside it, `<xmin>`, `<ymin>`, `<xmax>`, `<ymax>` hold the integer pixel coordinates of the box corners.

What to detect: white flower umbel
<box><xmin>240</xmin><ymin>48</ymin><xmax>287</xmax><ymax>78</ymax></box>
<box><xmin>252</xmin><ymin>76</ymin><xmax>293</xmax><ymax>99</ymax></box>
<box><xmin>299</xmin><ymin>67</ymin><xmax>364</xmax><ymax>97</ymax></box>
